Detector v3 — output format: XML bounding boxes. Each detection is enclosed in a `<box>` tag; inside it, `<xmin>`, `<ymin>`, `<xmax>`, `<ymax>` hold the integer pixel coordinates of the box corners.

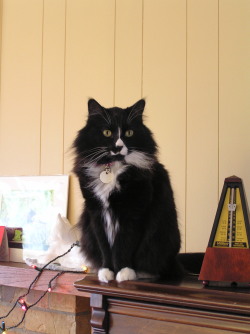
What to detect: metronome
<box><xmin>199</xmin><ymin>176</ymin><xmax>250</xmax><ymax>287</ymax></box>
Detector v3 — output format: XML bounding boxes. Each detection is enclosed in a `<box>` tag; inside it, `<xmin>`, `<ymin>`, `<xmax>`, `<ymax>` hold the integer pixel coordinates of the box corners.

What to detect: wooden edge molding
<box><xmin>0</xmin><ymin>261</ymin><xmax>89</xmax><ymax>297</ymax></box>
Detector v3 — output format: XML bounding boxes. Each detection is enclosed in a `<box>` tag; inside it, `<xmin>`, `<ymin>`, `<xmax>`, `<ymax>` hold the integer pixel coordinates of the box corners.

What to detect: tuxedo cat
<box><xmin>73</xmin><ymin>99</ymin><xmax>183</xmax><ymax>283</ymax></box>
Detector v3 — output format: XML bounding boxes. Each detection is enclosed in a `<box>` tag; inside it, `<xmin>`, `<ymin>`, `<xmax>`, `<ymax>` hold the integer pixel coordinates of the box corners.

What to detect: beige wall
<box><xmin>0</xmin><ymin>0</ymin><xmax>249</xmax><ymax>252</ymax></box>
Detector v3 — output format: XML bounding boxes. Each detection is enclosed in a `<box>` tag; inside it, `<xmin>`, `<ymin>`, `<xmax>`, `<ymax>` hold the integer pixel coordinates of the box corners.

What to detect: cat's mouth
<box><xmin>109</xmin><ymin>150</ymin><xmax>127</xmax><ymax>162</ymax></box>
<box><xmin>93</xmin><ymin>152</ymin><xmax>127</xmax><ymax>165</ymax></box>
<box><xmin>109</xmin><ymin>144</ymin><xmax>128</xmax><ymax>161</ymax></box>
<box><xmin>110</xmin><ymin>154</ymin><xmax>125</xmax><ymax>162</ymax></box>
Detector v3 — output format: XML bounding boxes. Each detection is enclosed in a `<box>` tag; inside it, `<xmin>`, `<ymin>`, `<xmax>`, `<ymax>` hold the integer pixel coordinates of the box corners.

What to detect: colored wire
<box><xmin>0</xmin><ymin>242</ymin><xmax>85</xmax><ymax>331</ymax></box>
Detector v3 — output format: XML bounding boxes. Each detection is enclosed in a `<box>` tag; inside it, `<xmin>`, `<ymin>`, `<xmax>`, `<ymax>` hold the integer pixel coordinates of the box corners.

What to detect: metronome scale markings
<box><xmin>213</xmin><ymin>187</ymin><xmax>249</xmax><ymax>249</ymax></box>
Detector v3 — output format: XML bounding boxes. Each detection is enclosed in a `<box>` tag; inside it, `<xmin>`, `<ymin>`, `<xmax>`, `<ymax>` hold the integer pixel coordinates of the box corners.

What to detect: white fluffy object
<box><xmin>25</xmin><ymin>214</ymin><xmax>91</xmax><ymax>271</ymax></box>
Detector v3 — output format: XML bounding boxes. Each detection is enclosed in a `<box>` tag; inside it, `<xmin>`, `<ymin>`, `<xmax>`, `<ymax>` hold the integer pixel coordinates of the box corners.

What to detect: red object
<box><xmin>0</xmin><ymin>226</ymin><xmax>9</xmax><ymax>261</ymax></box>
<box><xmin>0</xmin><ymin>226</ymin><xmax>5</xmax><ymax>246</ymax></box>
<box><xmin>199</xmin><ymin>247</ymin><xmax>250</xmax><ymax>283</ymax></box>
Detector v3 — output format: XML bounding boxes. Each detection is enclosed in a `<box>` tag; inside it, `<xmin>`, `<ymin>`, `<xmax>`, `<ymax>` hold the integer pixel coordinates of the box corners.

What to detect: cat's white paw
<box><xmin>98</xmin><ymin>268</ymin><xmax>114</xmax><ymax>283</ymax></box>
<box><xmin>116</xmin><ymin>267</ymin><xmax>137</xmax><ymax>282</ymax></box>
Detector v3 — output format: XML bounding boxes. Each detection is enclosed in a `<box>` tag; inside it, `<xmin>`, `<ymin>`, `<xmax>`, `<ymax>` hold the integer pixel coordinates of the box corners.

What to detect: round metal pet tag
<box><xmin>100</xmin><ymin>170</ymin><xmax>114</xmax><ymax>184</ymax></box>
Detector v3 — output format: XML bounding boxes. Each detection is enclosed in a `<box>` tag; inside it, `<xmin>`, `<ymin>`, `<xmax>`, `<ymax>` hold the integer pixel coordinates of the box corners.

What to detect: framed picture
<box><xmin>0</xmin><ymin>175</ymin><xmax>69</xmax><ymax>262</ymax></box>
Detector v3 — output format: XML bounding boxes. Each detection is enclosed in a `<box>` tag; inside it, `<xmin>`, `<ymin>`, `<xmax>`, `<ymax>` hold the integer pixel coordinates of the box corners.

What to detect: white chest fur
<box><xmin>86</xmin><ymin>162</ymin><xmax>126</xmax><ymax>205</ymax></box>
<box><xmin>86</xmin><ymin>162</ymin><xmax>127</xmax><ymax>246</ymax></box>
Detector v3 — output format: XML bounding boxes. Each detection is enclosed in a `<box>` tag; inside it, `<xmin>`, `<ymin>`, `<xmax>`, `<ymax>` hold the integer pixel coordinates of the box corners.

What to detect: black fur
<box><xmin>73</xmin><ymin>99</ymin><xmax>183</xmax><ymax>281</ymax></box>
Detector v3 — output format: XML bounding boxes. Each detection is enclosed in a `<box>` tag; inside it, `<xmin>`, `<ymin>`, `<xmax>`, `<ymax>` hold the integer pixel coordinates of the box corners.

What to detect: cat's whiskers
<box><xmin>77</xmin><ymin>151</ymin><xmax>104</xmax><ymax>165</ymax></box>
<box><xmin>85</xmin><ymin>146</ymin><xmax>108</xmax><ymax>152</ymax></box>
<box><xmin>87</xmin><ymin>152</ymin><xmax>109</xmax><ymax>165</ymax></box>
<box><xmin>84</xmin><ymin>148</ymin><xmax>108</xmax><ymax>160</ymax></box>
<box><xmin>77</xmin><ymin>148</ymin><xmax>108</xmax><ymax>168</ymax></box>
<box><xmin>85</xmin><ymin>153</ymin><xmax>106</xmax><ymax>165</ymax></box>
<box><xmin>129</xmin><ymin>147</ymin><xmax>155</xmax><ymax>157</ymax></box>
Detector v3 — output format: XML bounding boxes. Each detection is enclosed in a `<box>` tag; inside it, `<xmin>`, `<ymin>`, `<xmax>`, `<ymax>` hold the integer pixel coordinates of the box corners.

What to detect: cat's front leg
<box><xmin>92</xmin><ymin>215</ymin><xmax>115</xmax><ymax>283</ymax></box>
<box><xmin>112</xmin><ymin>229</ymin><xmax>140</xmax><ymax>282</ymax></box>
<box><xmin>98</xmin><ymin>268</ymin><xmax>115</xmax><ymax>283</ymax></box>
<box><xmin>97</xmin><ymin>250</ymin><xmax>114</xmax><ymax>283</ymax></box>
<box><xmin>97</xmin><ymin>251</ymin><xmax>115</xmax><ymax>282</ymax></box>
<box><xmin>116</xmin><ymin>267</ymin><xmax>137</xmax><ymax>282</ymax></box>
<box><xmin>97</xmin><ymin>255</ymin><xmax>115</xmax><ymax>283</ymax></box>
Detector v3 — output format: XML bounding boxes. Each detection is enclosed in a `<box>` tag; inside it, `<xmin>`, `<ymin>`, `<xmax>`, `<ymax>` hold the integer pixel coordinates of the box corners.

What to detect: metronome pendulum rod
<box><xmin>228</xmin><ymin>187</ymin><xmax>236</xmax><ymax>248</ymax></box>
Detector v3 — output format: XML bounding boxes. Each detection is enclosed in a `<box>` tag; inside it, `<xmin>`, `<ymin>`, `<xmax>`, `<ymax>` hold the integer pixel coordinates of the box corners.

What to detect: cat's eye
<box><xmin>103</xmin><ymin>129</ymin><xmax>112</xmax><ymax>137</ymax></box>
<box><xmin>125</xmin><ymin>130</ymin><xmax>134</xmax><ymax>137</ymax></box>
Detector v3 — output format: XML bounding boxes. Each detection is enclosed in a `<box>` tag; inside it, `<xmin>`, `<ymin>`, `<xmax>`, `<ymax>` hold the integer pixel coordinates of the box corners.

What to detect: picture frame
<box><xmin>0</xmin><ymin>175</ymin><xmax>69</xmax><ymax>262</ymax></box>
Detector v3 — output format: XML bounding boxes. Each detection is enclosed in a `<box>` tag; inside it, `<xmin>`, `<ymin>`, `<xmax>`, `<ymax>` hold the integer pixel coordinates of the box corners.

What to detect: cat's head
<box><xmin>73</xmin><ymin>99</ymin><xmax>157</xmax><ymax>170</ymax></box>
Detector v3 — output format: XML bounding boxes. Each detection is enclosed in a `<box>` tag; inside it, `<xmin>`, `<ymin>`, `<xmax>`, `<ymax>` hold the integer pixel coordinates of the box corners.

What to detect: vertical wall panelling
<box><xmin>1</xmin><ymin>0</ymin><xmax>249</xmax><ymax>250</ymax></box>
<box><xmin>219</xmin><ymin>0</ymin><xmax>250</xmax><ymax>204</ymax></box>
<box><xmin>115</xmin><ymin>0</ymin><xmax>143</xmax><ymax>106</ymax></box>
<box><xmin>186</xmin><ymin>0</ymin><xmax>219</xmax><ymax>252</ymax></box>
<box><xmin>143</xmin><ymin>0</ymin><xmax>186</xmax><ymax>251</ymax></box>
<box><xmin>64</xmin><ymin>0</ymin><xmax>115</xmax><ymax>224</ymax></box>
<box><xmin>40</xmin><ymin>0</ymin><xmax>66</xmax><ymax>175</ymax></box>
<box><xmin>0</xmin><ymin>0</ymin><xmax>43</xmax><ymax>176</ymax></box>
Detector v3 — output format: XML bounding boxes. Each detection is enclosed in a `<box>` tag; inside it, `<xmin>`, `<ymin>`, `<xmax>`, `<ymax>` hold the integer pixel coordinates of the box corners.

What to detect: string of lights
<box><xmin>0</xmin><ymin>241</ymin><xmax>88</xmax><ymax>333</ymax></box>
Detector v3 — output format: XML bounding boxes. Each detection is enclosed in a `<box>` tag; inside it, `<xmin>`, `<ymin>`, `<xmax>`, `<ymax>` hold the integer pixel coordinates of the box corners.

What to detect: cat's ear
<box><xmin>88</xmin><ymin>99</ymin><xmax>103</xmax><ymax>115</ymax></box>
<box><xmin>131</xmin><ymin>99</ymin><xmax>146</xmax><ymax>114</ymax></box>
<box><xmin>127</xmin><ymin>99</ymin><xmax>145</xmax><ymax>123</ymax></box>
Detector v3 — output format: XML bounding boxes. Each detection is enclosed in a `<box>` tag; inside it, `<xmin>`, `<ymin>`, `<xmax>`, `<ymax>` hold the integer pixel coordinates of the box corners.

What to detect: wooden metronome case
<box><xmin>199</xmin><ymin>176</ymin><xmax>250</xmax><ymax>286</ymax></box>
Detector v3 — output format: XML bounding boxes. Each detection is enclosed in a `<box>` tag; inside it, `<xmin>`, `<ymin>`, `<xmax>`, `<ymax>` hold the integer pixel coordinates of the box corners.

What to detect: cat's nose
<box><xmin>116</xmin><ymin>138</ymin><xmax>124</xmax><ymax>147</ymax></box>
<box><xmin>112</xmin><ymin>146</ymin><xmax>123</xmax><ymax>153</ymax></box>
